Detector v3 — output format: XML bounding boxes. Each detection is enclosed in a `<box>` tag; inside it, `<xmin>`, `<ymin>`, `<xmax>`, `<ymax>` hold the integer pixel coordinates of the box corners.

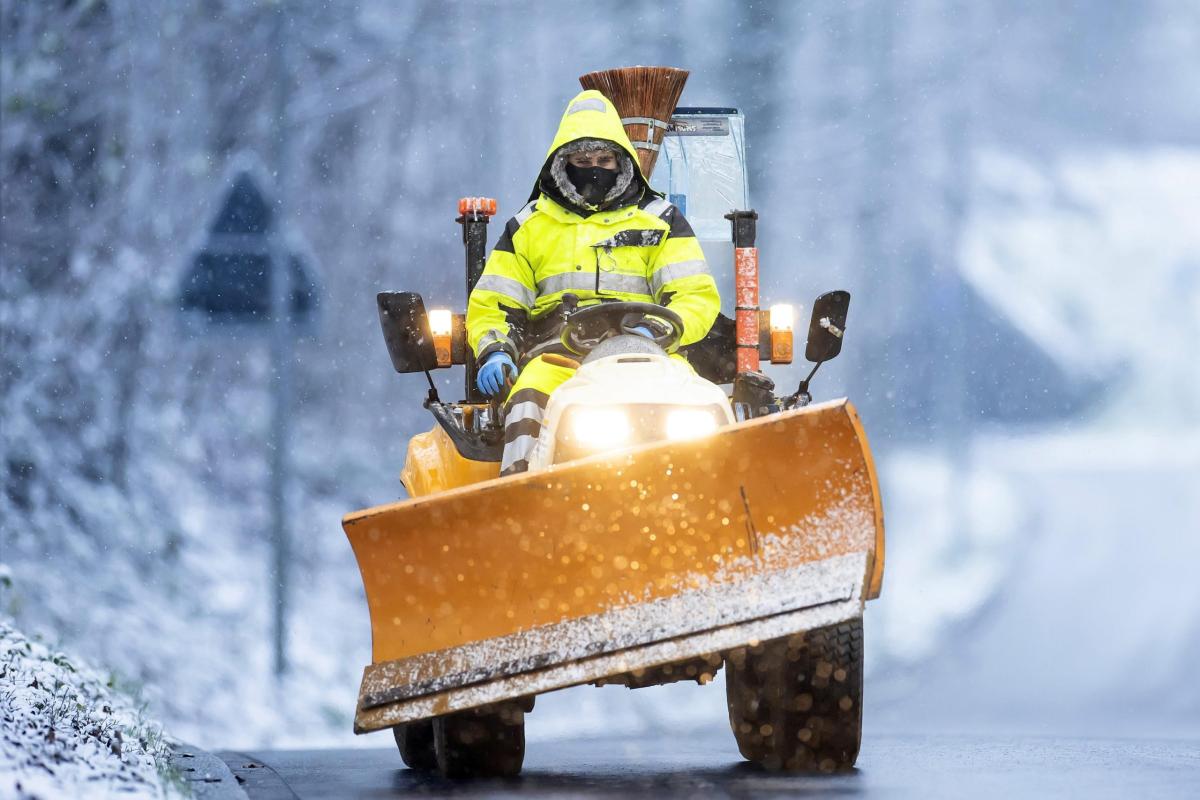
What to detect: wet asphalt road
<box><xmin>220</xmin><ymin>730</ymin><xmax>1200</xmax><ymax>799</ymax></box>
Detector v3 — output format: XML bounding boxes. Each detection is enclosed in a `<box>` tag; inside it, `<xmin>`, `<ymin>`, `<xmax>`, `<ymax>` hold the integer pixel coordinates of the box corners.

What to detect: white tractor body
<box><xmin>527</xmin><ymin>351</ymin><xmax>736</xmax><ymax>470</ymax></box>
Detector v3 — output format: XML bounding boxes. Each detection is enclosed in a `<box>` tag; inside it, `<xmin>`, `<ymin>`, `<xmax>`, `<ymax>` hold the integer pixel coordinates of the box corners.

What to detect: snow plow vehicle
<box><xmin>343</xmin><ymin>69</ymin><xmax>884</xmax><ymax>777</ymax></box>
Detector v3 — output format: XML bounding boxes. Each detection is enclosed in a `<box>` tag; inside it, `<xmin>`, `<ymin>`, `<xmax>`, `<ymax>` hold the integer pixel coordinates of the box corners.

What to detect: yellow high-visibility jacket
<box><xmin>467</xmin><ymin>90</ymin><xmax>720</xmax><ymax>363</ymax></box>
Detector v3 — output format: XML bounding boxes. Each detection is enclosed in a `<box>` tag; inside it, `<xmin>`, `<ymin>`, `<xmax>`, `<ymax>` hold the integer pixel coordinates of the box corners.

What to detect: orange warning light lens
<box><xmin>458</xmin><ymin>197</ymin><xmax>497</xmax><ymax>217</ymax></box>
<box><xmin>429</xmin><ymin>308</ymin><xmax>453</xmax><ymax>367</ymax></box>
<box><xmin>769</xmin><ymin>305</ymin><xmax>794</xmax><ymax>364</ymax></box>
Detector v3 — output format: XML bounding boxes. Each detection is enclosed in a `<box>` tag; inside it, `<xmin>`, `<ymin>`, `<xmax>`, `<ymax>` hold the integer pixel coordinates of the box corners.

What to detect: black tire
<box><xmin>725</xmin><ymin>618</ymin><xmax>864</xmax><ymax>772</ymax></box>
<box><xmin>393</xmin><ymin>720</ymin><xmax>438</xmax><ymax>771</ymax></box>
<box><xmin>433</xmin><ymin>702</ymin><xmax>526</xmax><ymax>778</ymax></box>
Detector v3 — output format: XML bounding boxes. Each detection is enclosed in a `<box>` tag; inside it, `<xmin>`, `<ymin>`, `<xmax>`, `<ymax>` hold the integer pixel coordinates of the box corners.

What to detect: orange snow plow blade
<box><xmin>344</xmin><ymin>398</ymin><xmax>884</xmax><ymax>733</ymax></box>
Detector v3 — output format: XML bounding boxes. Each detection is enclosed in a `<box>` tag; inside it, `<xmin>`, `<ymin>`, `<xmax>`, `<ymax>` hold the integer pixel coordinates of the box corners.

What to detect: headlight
<box><xmin>665</xmin><ymin>407</ymin><xmax>720</xmax><ymax>441</ymax></box>
<box><xmin>570</xmin><ymin>407</ymin><xmax>631</xmax><ymax>450</ymax></box>
<box><xmin>555</xmin><ymin>404</ymin><xmax>726</xmax><ymax>464</ymax></box>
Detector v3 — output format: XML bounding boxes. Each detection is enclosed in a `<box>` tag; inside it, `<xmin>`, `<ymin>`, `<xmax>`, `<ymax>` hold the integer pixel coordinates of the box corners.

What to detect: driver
<box><xmin>466</xmin><ymin>90</ymin><xmax>720</xmax><ymax>475</ymax></box>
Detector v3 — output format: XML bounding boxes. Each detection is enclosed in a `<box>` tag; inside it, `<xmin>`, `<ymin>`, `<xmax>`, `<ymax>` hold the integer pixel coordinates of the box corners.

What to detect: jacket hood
<box><xmin>529</xmin><ymin>90</ymin><xmax>658</xmax><ymax>214</ymax></box>
<box><xmin>547</xmin><ymin>137</ymin><xmax>637</xmax><ymax>211</ymax></box>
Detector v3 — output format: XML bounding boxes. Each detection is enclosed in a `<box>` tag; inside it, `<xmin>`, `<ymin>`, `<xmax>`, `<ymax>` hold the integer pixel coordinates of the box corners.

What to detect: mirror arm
<box><xmin>788</xmin><ymin>360</ymin><xmax>823</xmax><ymax>408</ymax></box>
<box><xmin>421</xmin><ymin>369</ymin><xmax>441</xmax><ymax>406</ymax></box>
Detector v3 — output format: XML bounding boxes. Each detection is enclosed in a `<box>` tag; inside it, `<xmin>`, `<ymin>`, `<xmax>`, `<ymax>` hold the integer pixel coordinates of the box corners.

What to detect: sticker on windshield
<box><xmin>668</xmin><ymin>117</ymin><xmax>730</xmax><ymax>136</ymax></box>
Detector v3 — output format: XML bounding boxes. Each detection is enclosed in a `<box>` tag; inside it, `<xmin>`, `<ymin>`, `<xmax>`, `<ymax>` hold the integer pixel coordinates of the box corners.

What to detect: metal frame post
<box><xmin>457</xmin><ymin>197</ymin><xmax>495</xmax><ymax>403</ymax></box>
<box><xmin>726</xmin><ymin>210</ymin><xmax>760</xmax><ymax>374</ymax></box>
<box><xmin>268</xmin><ymin>2</ymin><xmax>292</xmax><ymax>678</ymax></box>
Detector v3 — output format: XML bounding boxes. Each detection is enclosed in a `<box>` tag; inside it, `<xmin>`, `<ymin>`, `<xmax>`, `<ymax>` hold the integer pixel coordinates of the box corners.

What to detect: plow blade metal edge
<box><xmin>342</xmin><ymin>398</ymin><xmax>884</xmax><ymax>731</ymax></box>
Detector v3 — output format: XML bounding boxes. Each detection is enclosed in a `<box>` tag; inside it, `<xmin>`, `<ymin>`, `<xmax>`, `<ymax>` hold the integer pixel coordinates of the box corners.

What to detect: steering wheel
<box><xmin>561</xmin><ymin>301</ymin><xmax>685</xmax><ymax>355</ymax></box>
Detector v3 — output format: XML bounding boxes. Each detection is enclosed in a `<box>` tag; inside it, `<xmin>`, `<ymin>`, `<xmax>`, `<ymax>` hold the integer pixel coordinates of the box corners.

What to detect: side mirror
<box><xmin>377</xmin><ymin>291</ymin><xmax>437</xmax><ymax>373</ymax></box>
<box><xmin>805</xmin><ymin>290</ymin><xmax>850</xmax><ymax>363</ymax></box>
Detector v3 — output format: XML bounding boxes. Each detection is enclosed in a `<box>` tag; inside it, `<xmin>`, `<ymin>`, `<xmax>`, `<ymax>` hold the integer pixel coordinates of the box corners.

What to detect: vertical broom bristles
<box><xmin>579</xmin><ymin>66</ymin><xmax>689</xmax><ymax>177</ymax></box>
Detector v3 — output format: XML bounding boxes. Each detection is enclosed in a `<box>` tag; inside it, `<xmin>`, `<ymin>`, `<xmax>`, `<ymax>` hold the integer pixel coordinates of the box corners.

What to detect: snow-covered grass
<box><xmin>0</xmin><ymin>612</ymin><xmax>180</xmax><ymax>800</ymax></box>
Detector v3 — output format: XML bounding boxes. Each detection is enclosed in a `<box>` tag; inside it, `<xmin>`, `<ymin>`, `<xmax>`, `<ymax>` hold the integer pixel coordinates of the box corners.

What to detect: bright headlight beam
<box><xmin>428</xmin><ymin>309</ymin><xmax>453</xmax><ymax>336</ymax></box>
<box><xmin>665</xmin><ymin>408</ymin><xmax>719</xmax><ymax>441</ymax></box>
<box><xmin>769</xmin><ymin>303</ymin><xmax>794</xmax><ymax>332</ymax></box>
<box><xmin>572</xmin><ymin>407</ymin><xmax>631</xmax><ymax>449</ymax></box>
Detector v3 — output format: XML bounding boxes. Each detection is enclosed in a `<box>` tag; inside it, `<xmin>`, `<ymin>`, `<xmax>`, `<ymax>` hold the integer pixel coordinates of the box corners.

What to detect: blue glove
<box><xmin>477</xmin><ymin>352</ymin><xmax>515</xmax><ymax>396</ymax></box>
<box><xmin>629</xmin><ymin>325</ymin><xmax>656</xmax><ymax>339</ymax></box>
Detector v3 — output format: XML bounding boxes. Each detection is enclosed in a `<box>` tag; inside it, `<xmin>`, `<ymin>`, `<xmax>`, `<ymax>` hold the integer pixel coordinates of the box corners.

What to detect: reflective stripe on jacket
<box><xmin>467</xmin><ymin>90</ymin><xmax>720</xmax><ymax>362</ymax></box>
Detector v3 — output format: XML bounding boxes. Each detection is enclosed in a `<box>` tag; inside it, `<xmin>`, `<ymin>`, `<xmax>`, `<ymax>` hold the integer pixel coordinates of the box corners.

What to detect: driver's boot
<box><xmin>499</xmin><ymin>356</ymin><xmax>577</xmax><ymax>475</ymax></box>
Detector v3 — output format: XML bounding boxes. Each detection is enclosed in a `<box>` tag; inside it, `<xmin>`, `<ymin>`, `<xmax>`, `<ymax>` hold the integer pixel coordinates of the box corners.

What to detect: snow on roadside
<box><xmin>0</xmin><ymin>611</ymin><xmax>180</xmax><ymax>800</ymax></box>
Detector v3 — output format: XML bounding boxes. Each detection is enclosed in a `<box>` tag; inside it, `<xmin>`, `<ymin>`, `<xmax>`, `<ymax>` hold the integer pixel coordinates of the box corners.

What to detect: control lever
<box><xmin>487</xmin><ymin>369</ymin><xmax>516</xmax><ymax>431</ymax></box>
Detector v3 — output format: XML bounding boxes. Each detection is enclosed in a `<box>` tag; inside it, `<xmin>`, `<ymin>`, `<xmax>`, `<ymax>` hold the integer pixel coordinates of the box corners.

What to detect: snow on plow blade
<box><xmin>344</xmin><ymin>398</ymin><xmax>884</xmax><ymax>733</ymax></box>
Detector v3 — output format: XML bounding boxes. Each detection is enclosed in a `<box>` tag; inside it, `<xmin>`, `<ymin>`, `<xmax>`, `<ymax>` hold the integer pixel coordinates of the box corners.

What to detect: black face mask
<box><xmin>565</xmin><ymin>164</ymin><xmax>619</xmax><ymax>206</ymax></box>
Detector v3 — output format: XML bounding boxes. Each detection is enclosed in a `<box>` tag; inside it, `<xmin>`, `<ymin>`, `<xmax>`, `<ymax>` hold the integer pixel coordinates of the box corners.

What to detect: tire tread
<box><xmin>725</xmin><ymin>617</ymin><xmax>864</xmax><ymax>771</ymax></box>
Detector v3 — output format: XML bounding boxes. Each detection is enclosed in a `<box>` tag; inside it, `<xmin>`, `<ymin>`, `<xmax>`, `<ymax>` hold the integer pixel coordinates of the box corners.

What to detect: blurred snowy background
<box><xmin>2</xmin><ymin>0</ymin><xmax>1198</xmax><ymax>751</ymax></box>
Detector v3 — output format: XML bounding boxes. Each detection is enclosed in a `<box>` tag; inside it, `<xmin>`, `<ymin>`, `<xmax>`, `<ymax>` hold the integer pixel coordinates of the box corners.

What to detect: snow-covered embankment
<box><xmin>1</xmin><ymin>611</ymin><xmax>180</xmax><ymax>799</ymax></box>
